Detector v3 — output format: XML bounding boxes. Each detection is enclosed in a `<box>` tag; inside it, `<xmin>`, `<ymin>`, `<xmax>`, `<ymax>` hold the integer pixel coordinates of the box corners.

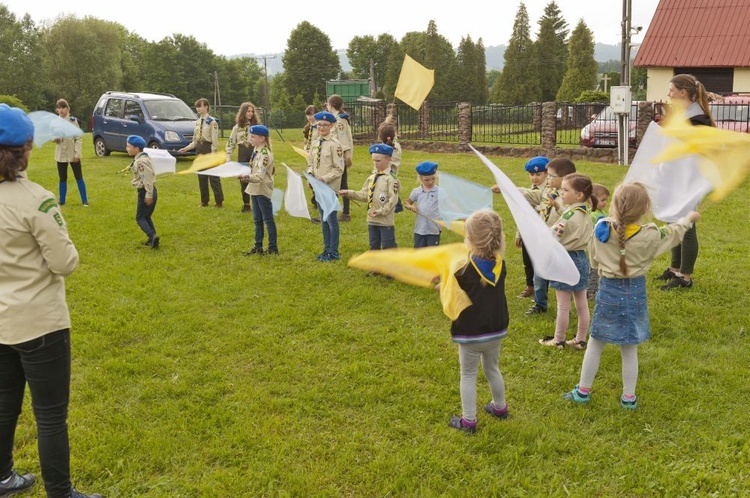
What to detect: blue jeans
<box><xmin>319</xmin><ymin>207</ymin><xmax>340</xmax><ymax>257</ymax></box>
<box><xmin>368</xmin><ymin>225</ymin><xmax>397</xmax><ymax>250</ymax></box>
<box><xmin>0</xmin><ymin>329</ymin><xmax>72</xmax><ymax>497</ymax></box>
<box><xmin>414</xmin><ymin>233</ymin><xmax>440</xmax><ymax>248</ymax></box>
<box><xmin>136</xmin><ymin>187</ymin><xmax>157</xmax><ymax>239</ymax></box>
<box><xmin>251</xmin><ymin>195</ymin><xmax>277</xmax><ymax>251</ymax></box>
<box><xmin>533</xmin><ymin>274</ymin><xmax>549</xmax><ymax>310</ymax></box>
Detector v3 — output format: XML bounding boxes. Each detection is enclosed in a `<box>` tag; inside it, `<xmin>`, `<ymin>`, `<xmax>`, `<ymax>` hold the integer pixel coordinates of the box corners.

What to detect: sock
<box><xmin>622</xmin><ymin>393</ymin><xmax>636</xmax><ymax>401</ymax></box>
<box><xmin>76</xmin><ymin>178</ymin><xmax>88</xmax><ymax>204</ymax></box>
<box><xmin>59</xmin><ymin>182</ymin><xmax>67</xmax><ymax>204</ymax></box>
<box><xmin>462</xmin><ymin>417</ymin><xmax>477</xmax><ymax>426</ymax></box>
<box><xmin>577</xmin><ymin>386</ymin><xmax>591</xmax><ymax>395</ymax></box>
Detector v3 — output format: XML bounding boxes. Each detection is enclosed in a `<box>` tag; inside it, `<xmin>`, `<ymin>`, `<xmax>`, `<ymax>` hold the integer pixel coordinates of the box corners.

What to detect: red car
<box><xmin>711</xmin><ymin>95</ymin><xmax>750</xmax><ymax>133</ymax></box>
<box><xmin>579</xmin><ymin>102</ymin><xmax>664</xmax><ymax>148</ymax></box>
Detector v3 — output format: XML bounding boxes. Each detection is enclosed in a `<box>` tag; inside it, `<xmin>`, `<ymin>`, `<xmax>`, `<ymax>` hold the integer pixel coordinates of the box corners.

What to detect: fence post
<box><xmin>636</xmin><ymin>101</ymin><xmax>654</xmax><ymax>149</ymax></box>
<box><xmin>458</xmin><ymin>102</ymin><xmax>472</xmax><ymax>149</ymax></box>
<box><xmin>419</xmin><ymin>102</ymin><xmax>429</xmax><ymax>139</ymax></box>
<box><xmin>541</xmin><ymin>101</ymin><xmax>557</xmax><ymax>150</ymax></box>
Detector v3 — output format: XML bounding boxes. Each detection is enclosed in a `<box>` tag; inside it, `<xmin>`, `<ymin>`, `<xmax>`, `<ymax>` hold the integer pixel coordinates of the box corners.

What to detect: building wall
<box><xmin>734</xmin><ymin>68</ymin><xmax>750</xmax><ymax>93</ymax></box>
<box><xmin>646</xmin><ymin>67</ymin><xmax>675</xmax><ymax>102</ymax></box>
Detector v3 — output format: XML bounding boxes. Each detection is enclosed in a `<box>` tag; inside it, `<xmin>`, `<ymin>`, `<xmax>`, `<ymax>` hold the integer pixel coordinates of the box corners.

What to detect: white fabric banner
<box><xmin>143</xmin><ymin>148</ymin><xmax>177</xmax><ymax>175</ymax></box>
<box><xmin>196</xmin><ymin>161</ymin><xmax>250</xmax><ymax>178</ymax></box>
<box><xmin>283</xmin><ymin>164</ymin><xmax>311</xmax><ymax>219</ymax></box>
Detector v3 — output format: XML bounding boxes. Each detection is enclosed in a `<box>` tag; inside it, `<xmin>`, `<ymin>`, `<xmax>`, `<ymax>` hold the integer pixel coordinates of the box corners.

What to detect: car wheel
<box><xmin>94</xmin><ymin>137</ymin><xmax>110</xmax><ymax>157</ymax></box>
<box><xmin>148</xmin><ymin>141</ymin><xmax>161</xmax><ymax>149</ymax></box>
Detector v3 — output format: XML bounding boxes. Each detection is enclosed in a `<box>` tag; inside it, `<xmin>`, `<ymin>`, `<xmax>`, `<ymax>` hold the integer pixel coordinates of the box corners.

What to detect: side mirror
<box><xmin>128</xmin><ymin>114</ymin><xmax>142</xmax><ymax>124</ymax></box>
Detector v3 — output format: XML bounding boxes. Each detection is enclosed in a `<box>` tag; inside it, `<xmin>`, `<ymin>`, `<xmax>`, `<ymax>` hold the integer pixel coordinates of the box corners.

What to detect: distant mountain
<box><xmin>231</xmin><ymin>43</ymin><xmax>621</xmax><ymax>75</ymax></box>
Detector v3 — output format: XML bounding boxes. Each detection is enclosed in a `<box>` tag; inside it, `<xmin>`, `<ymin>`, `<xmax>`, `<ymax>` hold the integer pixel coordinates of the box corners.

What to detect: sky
<box><xmin>2</xmin><ymin>0</ymin><xmax>661</xmax><ymax>56</ymax></box>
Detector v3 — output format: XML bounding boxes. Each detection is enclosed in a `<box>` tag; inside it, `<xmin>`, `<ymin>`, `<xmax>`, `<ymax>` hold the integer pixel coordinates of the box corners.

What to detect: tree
<box><xmin>533</xmin><ymin>1</ymin><xmax>568</xmax><ymax>101</ymax></box>
<box><xmin>424</xmin><ymin>20</ymin><xmax>457</xmax><ymax>101</ymax></box>
<box><xmin>381</xmin><ymin>39</ymin><xmax>405</xmax><ymax>100</ymax></box>
<box><xmin>0</xmin><ymin>9</ymin><xmax>48</xmax><ymax>110</ymax></box>
<box><xmin>456</xmin><ymin>36</ymin><xmax>486</xmax><ymax>104</ymax></box>
<box><xmin>282</xmin><ymin>22</ymin><xmax>340</xmax><ymax>105</ymax></box>
<box><xmin>556</xmin><ymin>20</ymin><xmax>597</xmax><ymax>102</ymax></box>
<box><xmin>487</xmin><ymin>69</ymin><xmax>501</xmax><ymax>97</ymax></box>
<box><xmin>347</xmin><ymin>35</ymin><xmax>377</xmax><ymax>79</ymax></box>
<box><xmin>495</xmin><ymin>3</ymin><xmax>540</xmax><ymax>104</ymax></box>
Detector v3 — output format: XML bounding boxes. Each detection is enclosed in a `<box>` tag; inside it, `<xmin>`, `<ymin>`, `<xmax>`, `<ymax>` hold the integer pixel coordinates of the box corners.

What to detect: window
<box><xmin>104</xmin><ymin>98</ymin><xmax>124</xmax><ymax>118</ymax></box>
<box><xmin>124</xmin><ymin>100</ymin><xmax>144</xmax><ymax>120</ymax></box>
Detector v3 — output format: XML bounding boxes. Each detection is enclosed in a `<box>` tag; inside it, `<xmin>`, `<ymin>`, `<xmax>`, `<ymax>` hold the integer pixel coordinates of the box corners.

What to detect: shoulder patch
<box><xmin>205</xmin><ymin>116</ymin><xmax>214</xmax><ymax>124</ymax></box>
<box><xmin>38</xmin><ymin>198</ymin><xmax>58</xmax><ymax>213</ymax></box>
<box><xmin>562</xmin><ymin>209</ymin><xmax>575</xmax><ymax>220</ymax></box>
<box><xmin>337</xmin><ymin>121</ymin><xmax>345</xmax><ymax>130</ymax></box>
<box><xmin>336</xmin><ymin>145</ymin><xmax>343</xmax><ymax>158</ymax></box>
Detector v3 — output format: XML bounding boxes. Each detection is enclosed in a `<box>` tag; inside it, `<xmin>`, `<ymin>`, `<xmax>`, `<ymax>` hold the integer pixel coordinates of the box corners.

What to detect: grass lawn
<box><xmin>12</xmin><ymin>131</ymin><xmax>749</xmax><ymax>497</ymax></box>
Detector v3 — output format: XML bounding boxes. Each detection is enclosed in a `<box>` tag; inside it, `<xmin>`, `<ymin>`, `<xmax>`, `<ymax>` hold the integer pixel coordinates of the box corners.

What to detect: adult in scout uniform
<box><xmin>0</xmin><ymin>104</ymin><xmax>103</xmax><ymax>498</ymax></box>
<box><xmin>226</xmin><ymin>102</ymin><xmax>260</xmax><ymax>213</ymax></box>
<box><xmin>327</xmin><ymin>95</ymin><xmax>353</xmax><ymax>222</ymax></box>
<box><xmin>54</xmin><ymin>99</ymin><xmax>88</xmax><ymax>206</ymax></box>
<box><xmin>307</xmin><ymin>111</ymin><xmax>344</xmax><ymax>261</ymax></box>
<box><xmin>178</xmin><ymin>98</ymin><xmax>224</xmax><ymax>207</ymax></box>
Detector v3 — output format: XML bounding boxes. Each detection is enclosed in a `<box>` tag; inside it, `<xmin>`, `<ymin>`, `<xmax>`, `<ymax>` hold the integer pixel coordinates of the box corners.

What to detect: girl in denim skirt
<box><xmin>539</xmin><ymin>174</ymin><xmax>596</xmax><ymax>350</ymax></box>
<box><xmin>563</xmin><ymin>183</ymin><xmax>699</xmax><ymax>409</ymax></box>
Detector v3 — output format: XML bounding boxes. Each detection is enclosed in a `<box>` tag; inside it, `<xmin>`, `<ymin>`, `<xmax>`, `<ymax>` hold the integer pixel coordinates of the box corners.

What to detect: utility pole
<box><xmin>254</xmin><ymin>55</ymin><xmax>277</xmax><ymax>121</ymax></box>
<box><xmin>616</xmin><ymin>0</ymin><xmax>633</xmax><ymax>166</ymax></box>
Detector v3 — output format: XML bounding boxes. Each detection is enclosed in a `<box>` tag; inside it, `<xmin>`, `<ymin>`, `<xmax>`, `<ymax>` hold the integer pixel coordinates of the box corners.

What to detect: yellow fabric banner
<box><xmin>394</xmin><ymin>55</ymin><xmax>435</xmax><ymax>111</ymax></box>
<box><xmin>176</xmin><ymin>152</ymin><xmax>226</xmax><ymax>175</ymax></box>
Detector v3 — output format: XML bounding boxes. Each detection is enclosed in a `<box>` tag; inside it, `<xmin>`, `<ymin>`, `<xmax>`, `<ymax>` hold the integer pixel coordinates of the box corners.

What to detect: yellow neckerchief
<box><xmin>468</xmin><ymin>254</ymin><xmax>504</xmax><ymax>286</ymax></box>
<box><xmin>623</xmin><ymin>224</ymin><xmax>641</xmax><ymax>239</ymax></box>
<box><xmin>316</xmin><ymin>137</ymin><xmax>324</xmax><ymax>167</ymax></box>
<box><xmin>368</xmin><ymin>173</ymin><xmax>384</xmax><ymax>209</ymax></box>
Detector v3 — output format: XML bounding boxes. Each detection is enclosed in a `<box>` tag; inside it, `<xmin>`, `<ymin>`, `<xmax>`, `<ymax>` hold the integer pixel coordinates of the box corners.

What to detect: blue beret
<box><xmin>0</xmin><ymin>104</ymin><xmax>34</xmax><ymax>147</ymax></box>
<box><xmin>314</xmin><ymin>111</ymin><xmax>336</xmax><ymax>124</ymax></box>
<box><xmin>249</xmin><ymin>125</ymin><xmax>269</xmax><ymax>137</ymax></box>
<box><xmin>369</xmin><ymin>143</ymin><xmax>394</xmax><ymax>156</ymax></box>
<box><xmin>127</xmin><ymin>135</ymin><xmax>147</xmax><ymax>149</ymax></box>
<box><xmin>524</xmin><ymin>156</ymin><xmax>549</xmax><ymax>173</ymax></box>
<box><xmin>415</xmin><ymin>161</ymin><xmax>438</xmax><ymax>176</ymax></box>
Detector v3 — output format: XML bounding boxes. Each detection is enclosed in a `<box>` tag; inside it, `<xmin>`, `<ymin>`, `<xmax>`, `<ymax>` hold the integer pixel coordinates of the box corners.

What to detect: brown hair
<box><xmin>305</xmin><ymin>105</ymin><xmax>318</xmax><ymax>116</ymax></box>
<box><xmin>608</xmin><ymin>183</ymin><xmax>652</xmax><ymax>276</ymax></box>
<box><xmin>464</xmin><ymin>209</ymin><xmax>506</xmax><ymax>260</ymax></box>
<box><xmin>378</xmin><ymin>123</ymin><xmax>397</xmax><ymax>146</ymax></box>
<box><xmin>562</xmin><ymin>174</ymin><xmax>598</xmax><ymax>210</ymax></box>
<box><xmin>547</xmin><ymin>158</ymin><xmax>576</xmax><ymax>177</ymax></box>
<box><xmin>236</xmin><ymin>102</ymin><xmax>260</xmax><ymax>128</ymax></box>
<box><xmin>328</xmin><ymin>95</ymin><xmax>344</xmax><ymax>111</ymax></box>
<box><xmin>194</xmin><ymin>98</ymin><xmax>210</xmax><ymax>109</ymax></box>
<box><xmin>592</xmin><ymin>183</ymin><xmax>610</xmax><ymax>200</ymax></box>
<box><xmin>0</xmin><ymin>144</ymin><xmax>30</xmax><ymax>182</ymax></box>
<box><xmin>56</xmin><ymin>99</ymin><xmax>69</xmax><ymax>109</ymax></box>
<box><xmin>670</xmin><ymin>74</ymin><xmax>716</xmax><ymax>126</ymax></box>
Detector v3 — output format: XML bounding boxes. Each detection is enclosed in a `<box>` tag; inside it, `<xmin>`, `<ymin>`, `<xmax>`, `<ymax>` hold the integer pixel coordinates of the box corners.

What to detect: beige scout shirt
<box><xmin>131</xmin><ymin>152</ymin><xmax>156</xmax><ymax>199</ymax></box>
<box><xmin>347</xmin><ymin>168</ymin><xmax>398</xmax><ymax>226</ymax></box>
<box><xmin>303</xmin><ymin>125</ymin><xmax>319</xmax><ymax>152</ymax></box>
<box><xmin>552</xmin><ymin>203</ymin><xmax>592</xmax><ymax>251</ymax></box>
<box><xmin>0</xmin><ymin>175</ymin><xmax>78</xmax><ymax>344</ymax></box>
<box><xmin>334</xmin><ymin>113</ymin><xmax>353</xmax><ymax>152</ymax></box>
<box><xmin>520</xmin><ymin>182</ymin><xmax>559</xmax><ymax>226</ymax></box>
<box><xmin>516</xmin><ymin>178</ymin><xmax>548</xmax><ymax>242</ymax></box>
<box><xmin>54</xmin><ymin>117</ymin><xmax>83</xmax><ymax>162</ymax></box>
<box><xmin>589</xmin><ymin>217</ymin><xmax>693</xmax><ymax>279</ymax></box>
<box><xmin>184</xmin><ymin>115</ymin><xmax>219</xmax><ymax>153</ymax></box>
<box><xmin>244</xmin><ymin>146</ymin><xmax>274</xmax><ymax>198</ymax></box>
<box><xmin>226</xmin><ymin>124</ymin><xmax>250</xmax><ymax>161</ymax></box>
<box><xmin>307</xmin><ymin>136</ymin><xmax>345</xmax><ymax>190</ymax></box>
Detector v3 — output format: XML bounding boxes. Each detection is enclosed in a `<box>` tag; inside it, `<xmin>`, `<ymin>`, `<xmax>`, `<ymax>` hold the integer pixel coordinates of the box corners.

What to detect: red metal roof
<box><xmin>634</xmin><ymin>0</ymin><xmax>750</xmax><ymax>67</ymax></box>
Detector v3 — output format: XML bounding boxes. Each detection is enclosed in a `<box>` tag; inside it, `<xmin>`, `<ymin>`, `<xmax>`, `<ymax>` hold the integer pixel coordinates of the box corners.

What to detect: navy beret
<box><xmin>415</xmin><ymin>161</ymin><xmax>438</xmax><ymax>176</ymax></box>
<box><xmin>369</xmin><ymin>143</ymin><xmax>394</xmax><ymax>156</ymax></box>
<box><xmin>524</xmin><ymin>156</ymin><xmax>549</xmax><ymax>173</ymax></box>
<box><xmin>249</xmin><ymin>125</ymin><xmax>269</xmax><ymax>137</ymax></box>
<box><xmin>0</xmin><ymin>104</ymin><xmax>34</xmax><ymax>147</ymax></box>
<box><xmin>314</xmin><ymin>111</ymin><xmax>336</xmax><ymax>124</ymax></box>
<box><xmin>127</xmin><ymin>135</ymin><xmax>147</xmax><ymax>149</ymax></box>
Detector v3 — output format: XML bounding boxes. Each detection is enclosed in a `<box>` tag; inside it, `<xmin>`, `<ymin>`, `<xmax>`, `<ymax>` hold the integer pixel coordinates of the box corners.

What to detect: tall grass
<box><xmin>12</xmin><ymin>131</ymin><xmax>749</xmax><ymax>496</ymax></box>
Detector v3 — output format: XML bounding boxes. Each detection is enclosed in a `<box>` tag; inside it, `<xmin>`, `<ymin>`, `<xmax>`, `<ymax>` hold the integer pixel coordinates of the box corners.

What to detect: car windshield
<box><xmin>144</xmin><ymin>100</ymin><xmax>196</xmax><ymax>121</ymax></box>
<box><xmin>597</xmin><ymin>106</ymin><xmax>637</xmax><ymax>121</ymax></box>
<box><xmin>710</xmin><ymin>104</ymin><xmax>749</xmax><ymax>122</ymax></box>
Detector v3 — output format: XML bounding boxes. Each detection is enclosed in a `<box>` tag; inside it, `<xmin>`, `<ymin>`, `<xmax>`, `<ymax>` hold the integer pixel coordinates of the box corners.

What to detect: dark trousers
<box><xmin>56</xmin><ymin>162</ymin><xmax>83</xmax><ymax>182</ymax></box>
<box><xmin>368</xmin><ymin>224</ymin><xmax>397</xmax><ymax>251</ymax></box>
<box><xmin>251</xmin><ymin>195</ymin><xmax>277</xmax><ymax>251</ymax></box>
<box><xmin>136</xmin><ymin>187</ymin><xmax>157</xmax><ymax>239</ymax></box>
<box><xmin>414</xmin><ymin>233</ymin><xmax>440</xmax><ymax>248</ymax></box>
<box><xmin>670</xmin><ymin>225</ymin><xmax>698</xmax><ymax>274</ymax></box>
<box><xmin>340</xmin><ymin>168</ymin><xmax>349</xmax><ymax>215</ymax></box>
<box><xmin>0</xmin><ymin>329</ymin><xmax>72</xmax><ymax>498</ymax></box>
<box><xmin>196</xmin><ymin>144</ymin><xmax>223</xmax><ymax>204</ymax></box>
<box><xmin>521</xmin><ymin>241</ymin><xmax>534</xmax><ymax>287</ymax></box>
<box><xmin>238</xmin><ymin>144</ymin><xmax>252</xmax><ymax>205</ymax></box>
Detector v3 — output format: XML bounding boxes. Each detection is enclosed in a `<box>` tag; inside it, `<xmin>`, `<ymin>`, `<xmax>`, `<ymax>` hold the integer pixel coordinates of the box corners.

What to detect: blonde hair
<box><xmin>608</xmin><ymin>183</ymin><xmax>652</xmax><ymax>276</ymax></box>
<box><xmin>464</xmin><ymin>209</ymin><xmax>505</xmax><ymax>260</ymax></box>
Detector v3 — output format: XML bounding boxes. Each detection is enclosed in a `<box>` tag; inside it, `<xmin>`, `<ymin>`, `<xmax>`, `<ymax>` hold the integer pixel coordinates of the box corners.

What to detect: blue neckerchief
<box><xmin>471</xmin><ymin>255</ymin><xmax>501</xmax><ymax>285</ymax></box>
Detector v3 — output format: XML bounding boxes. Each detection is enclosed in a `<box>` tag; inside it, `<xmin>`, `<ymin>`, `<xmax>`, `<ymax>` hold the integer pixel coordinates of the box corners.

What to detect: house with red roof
<box><xmin>633</xmin><ymin>0</ymin><xmax>750</xmax><ymax>101</ymax></box>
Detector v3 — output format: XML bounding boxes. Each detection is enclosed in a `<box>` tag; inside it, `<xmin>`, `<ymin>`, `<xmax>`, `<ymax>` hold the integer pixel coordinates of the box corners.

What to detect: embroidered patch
<box><xmin>263</xmin><ymin>156</ymin><xmax>269</xmax><ymax>167</ymax></box>
<box><xmin>338</xmin><ymin>121</ymin><xmax>345</xmax><ymax>130</ymax></box>
<box><xmin>553</xmin><ymin>222</ymin><xmax>565</xmax><ymax>237</ymax></box>
<box><xmin>336</xmin><ymin>146</ymin><xmax>343</xmax><ymax>158</ymax></box>
<box><xmin>379</xmin><ymin>193</ymin><xmax>386</xmax><ymax>203</ymax></box>
<box><xmin>563</xmin><ymin>210</ymin><xmax>575</xmax><ymax>220</ymax></box>
<box><xmin>53</xmin><ymin>212</ymin><xmax>64</xmax><ymax>227</ymax></box>
<box><xmin>38</xmin><ymin>198</ymin><xmax>58</xmax><ymax>213</ymax></box>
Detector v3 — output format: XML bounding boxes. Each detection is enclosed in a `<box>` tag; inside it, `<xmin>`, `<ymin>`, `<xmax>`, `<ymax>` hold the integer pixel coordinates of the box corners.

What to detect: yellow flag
<box><xmin>654</xmin><ymin>111</ymin><xmax>750</xmax><ymax>201</ymax></box>
<box><xmin>435</xmin><ymin>219</ymin><xmax>466</xmax><ymax>237</ymax></box>
<box><xmin>394</xmin><ymin>54</ymin><xmax>435</xmax><ymax>111</ymax></box>
<box><xmin>176</xmin><ymin>152</ymin><xmax>226</xmax><ymax>175</ymax></box>
<box><xmin>348</xmin><ymin>243</ymin><xmax>476</xmax><ymax>320</ymax></box>
<box><xmin>292</xmin><ymin>145</ymin><xmax>309</xmax><ymax>160</ymax></box>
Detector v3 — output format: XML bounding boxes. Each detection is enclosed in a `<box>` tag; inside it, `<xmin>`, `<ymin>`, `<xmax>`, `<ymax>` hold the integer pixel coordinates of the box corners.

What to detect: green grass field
<box><xmin>12</xmin><ymin>131</ymin><xmax>749</xmax><ymax>497</ymax></box>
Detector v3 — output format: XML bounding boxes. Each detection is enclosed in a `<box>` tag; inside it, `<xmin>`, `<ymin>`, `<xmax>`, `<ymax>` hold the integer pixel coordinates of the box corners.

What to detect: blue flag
<box><xmin>304</xmin><ymin>173</ymin><xmax>341</xmax><ymax>220</ymax></box>
<box><xmin>28</xmin><ymin>111</ymin><xmax>83</xmax><ymax>148</ymax></box>
<box><xmin>438</xmin><ymin>172</ymin><xmax>493</xmax><ymax>227</ymax></box>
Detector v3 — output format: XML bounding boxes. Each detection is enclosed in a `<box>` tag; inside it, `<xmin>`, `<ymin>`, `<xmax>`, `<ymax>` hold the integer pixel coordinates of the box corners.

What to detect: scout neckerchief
<box><xmin>316</xmin><ymin>138</ymin><xmax>324</xmax><ymax>167</ymax></box>
<box><xmin>470</xmin><ymin>254</ymin><xmax>503</xmax><ymax>286</ymax></box>
<box><xmin>368</xmin><ymin>172</ymin><xmax>385</xmax><ymax>209</ymax></box>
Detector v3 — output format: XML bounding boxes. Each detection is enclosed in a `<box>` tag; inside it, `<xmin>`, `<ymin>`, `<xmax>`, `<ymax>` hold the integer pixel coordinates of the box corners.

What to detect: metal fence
<box><xmin>471</xmin><ymin>103</ymin><xmax>543</xmax><ymax>145</ymax></box>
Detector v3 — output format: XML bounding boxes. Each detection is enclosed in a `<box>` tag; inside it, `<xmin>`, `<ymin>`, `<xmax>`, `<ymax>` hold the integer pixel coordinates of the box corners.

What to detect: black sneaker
<box><xmin>525</xmin><ymin>304</ymin><xmax>547</xmax><ymax>316</ymax></box>
<box><xmin>448</xmin><ymin>416</ymin><xmax>477</xmax><ymax>434</ymax></box>
<box><xmin>266</xmin><ymin>247</ymin><xmax>279</xmax><ymax>255</ymax></box>
<box><xmin>655</xmin><ymin>268</ymin><xmax>677</xmax><ymax>281</ymax></box>
<box><xmin>660</xmin><ymin>276</ymin><xmax>693</xmax><ymax>291</ymax></box>
<box><xmin>243</xmin><ymin>247</ymin><xmax>264</xmax><ymax>256</ymax></box>
<box><xmin>0</xmin><ymin>470</ymin><xmax>37</xmax><ymax>496</ymax></box>
<box><xmin>69</xmin><ymin>489</ymin><xmax>103</xmax><ymax>498</ymax></box>
<box><xmin>149</xmin><ymin>235</ymin><xmax>160</xmax><ymax>249</ymax></box>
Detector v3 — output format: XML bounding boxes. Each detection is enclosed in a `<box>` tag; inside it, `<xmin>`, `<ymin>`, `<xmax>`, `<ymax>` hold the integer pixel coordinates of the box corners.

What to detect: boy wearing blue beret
<box><xmin>516</xmin><ymin>156</ymin><xmax>549</xmax><ymax>298</ymax></box>
<box><xmin>340</xmin><ymin>144</ymin><xmax>399</xmax><ymax>251</ymax></box>
<box><xmin>405</xmin><ymin>161</ymin><xmax>443</xmax><ymax>248</ymax></box>
<box><xmin>126</xmin><ymin>135</ymin><xmax>159</xmax><ymax>248</ymax></box>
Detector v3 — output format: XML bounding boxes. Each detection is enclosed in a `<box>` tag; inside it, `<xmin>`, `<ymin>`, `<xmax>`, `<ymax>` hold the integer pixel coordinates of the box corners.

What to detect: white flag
<box><xmin>283</xmin><ymin>164</ymin><xmax>311</xmax><ymax>219</ymax></box>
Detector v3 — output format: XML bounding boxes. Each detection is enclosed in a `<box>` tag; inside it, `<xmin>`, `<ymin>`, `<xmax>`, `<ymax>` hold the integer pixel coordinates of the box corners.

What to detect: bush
<box><xmin>0</xmin><ymin>95</ymin><xmax>29</xmax><ymax>112</ymax></box>
<box><xmin>576</xmin><ymin>90</ymin><xmax>609</xmax><ymax>103</ymax></box>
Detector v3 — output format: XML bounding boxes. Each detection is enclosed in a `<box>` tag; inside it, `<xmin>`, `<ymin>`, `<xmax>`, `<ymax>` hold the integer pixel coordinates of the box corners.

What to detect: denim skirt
<box><xmin>550</xmin><ymin>250</ymin><xmax>589</xmax><ymax>292</ymax></box>
<box><xmin>590</xmin><ymin>276</ymin><xmax>650</xmax><ymax>345</ymax></box>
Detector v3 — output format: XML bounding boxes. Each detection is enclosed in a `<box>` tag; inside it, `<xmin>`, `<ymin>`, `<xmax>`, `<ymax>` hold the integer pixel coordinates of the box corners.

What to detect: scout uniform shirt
<box><xmin>186</xmin><ymin>114</ymin><xmax>219</xmax><ymax>153</ymax></box>
<box><xmin>226</xmin><ymin>124</ymin><xmax>251</xmax><ymax>161</ymax></box>
<box><xmin>520</xmin><ymin>181</ymin><xmax>560</xmax><ymax>226</ymax></box>
<box><xmin>307</xmin><ymin>135</ymin><xmax>345</xmax><ymax>190</ymax></box>
<box><xmin>0</xmin><ymin>174</ymin><xmax>78</xmax><ymax>344</ymax></box>
<box><xmin>334</xmin><ymin>113</ymin><xmax>353</xmax><ymax>155</ymax></box>
<box><xmin>589</xmin><ymin>217</ymin><xmax>694</xmax><ymax>279</ymax></box>
<box><xmin>552</xmin><ymin>202</ymin><xmax>592</xmax><ymax>251</ymax></box>
<box><xmin>347</xmin><ymin>167</ymin><xmax>398</xmax><ymax>226</ymax></box>
<box><xmin>54</xmin><ymin>116</ymin><xmax>82</xmax><ymax>162</ymax></box>
<box><xmin>130</xmin><ymin>152</ymin><xmax>156</xmax><ymax>199</ymax></box>
<box><xmin>244</xmin><ymin>145</ymin><xmax>275</xmax><ymax>199</ymax></box>
<box><xmin>516</xmin><ymin>177</ymin><xmax>549</xmax><ymax>242</ymax></box>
